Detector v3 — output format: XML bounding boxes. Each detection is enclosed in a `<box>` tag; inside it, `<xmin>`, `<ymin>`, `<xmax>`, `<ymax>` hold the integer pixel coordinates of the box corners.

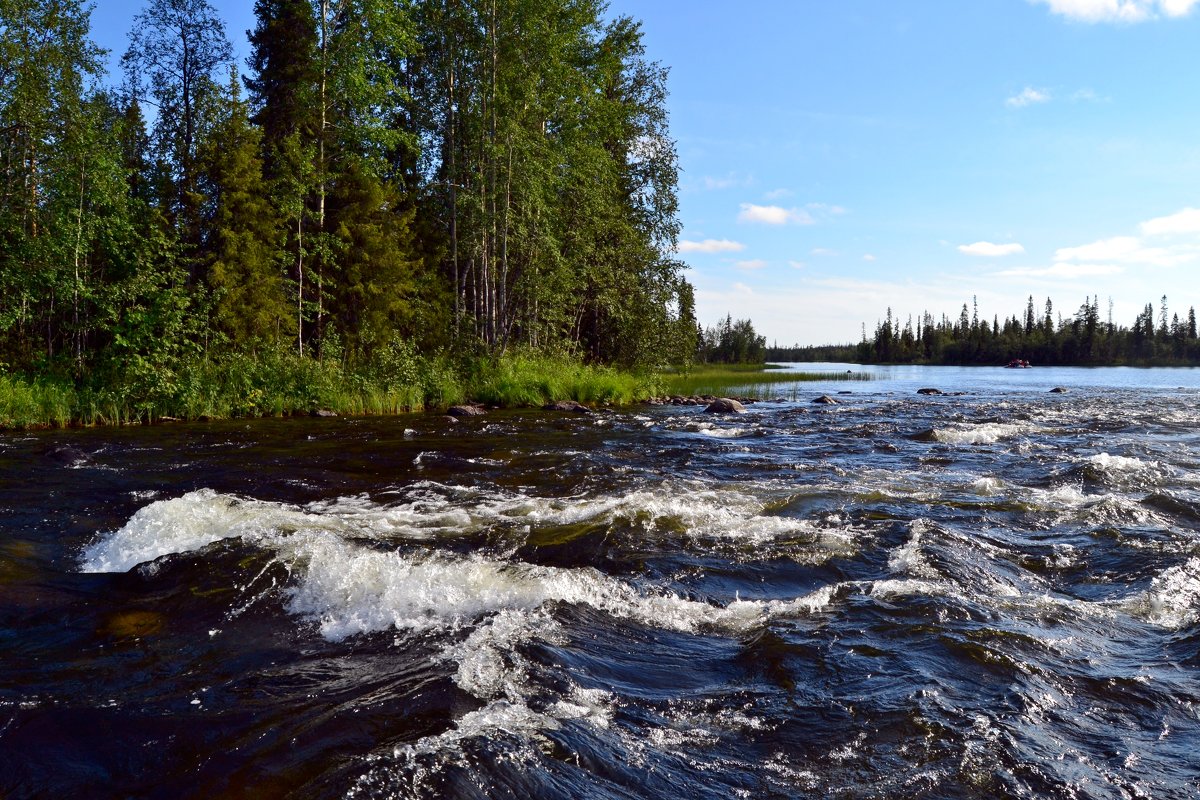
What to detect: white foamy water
<box><xmin>932</xmin><ymin>422</ymin><xmax>1034</xmax><ymax>445</ymax></box>
<box><xmin>1120</xmin><ymin>556</ymin><xmax>1200</xmax><ymax>629</ymax></box>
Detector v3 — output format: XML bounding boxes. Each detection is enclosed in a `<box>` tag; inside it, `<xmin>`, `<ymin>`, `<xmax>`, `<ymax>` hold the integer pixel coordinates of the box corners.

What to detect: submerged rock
<box><xmin>811</xmin><ymin>395</ymin><xmax>839</xmax><ymax>405</ymax></box>
<box><xmin>543</xmin><ymin>400</ymin><xmax>590</xmax><ymax>413</ymax></box>
<box><xmin>447</xmin><ymin>404</ymin><xmax>486</xmax><ymax>418</ymax></box>
<box><xmin>46</xmin><ymin>445</ymin><xmax>89</xmax><ymax>467</ymax></box>
<box><xmin>704</xmin><ymin>397</ymin><xmax>745</xmax><ymax>414</ymax></box>
<box><xmin>917</xmin><ymin>388</ymin><xmax>942</xmax><ymax>395</ymax></box>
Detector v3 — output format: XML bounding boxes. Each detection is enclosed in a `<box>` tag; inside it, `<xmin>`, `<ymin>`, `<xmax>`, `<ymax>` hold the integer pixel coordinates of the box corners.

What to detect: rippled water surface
<box><xmin>5</xmin><ymin>364</ymin><xmax>1200</xmax><ymax>798</ymax></box>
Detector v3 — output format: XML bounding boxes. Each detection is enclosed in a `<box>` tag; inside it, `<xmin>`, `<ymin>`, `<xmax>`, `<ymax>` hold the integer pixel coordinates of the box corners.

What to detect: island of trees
<box><xmin>0</xmin><ymin>0</ymin><xmax>700</xmax><ymax>424</ymax></box>
<box><xmin>767</xmin><ymin>295</ymin><xmax>1200</xmax><ymax>366</ymax></box>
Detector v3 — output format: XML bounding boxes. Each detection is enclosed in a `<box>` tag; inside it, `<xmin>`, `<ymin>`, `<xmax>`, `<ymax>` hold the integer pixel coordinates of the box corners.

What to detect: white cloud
<box><xmin>1141</xmin><ymin>207</ymin><xmax>1200</xmax><ymax>235</ymax></box>
<box><xmin>1031</xmin><ymin>0</ymin><xmax>1200</xmax><ymax>22</ymax></box>
<box><xmin>763</xmin><ymin>188</ymin><xmax>794</xmax><ymax>200</ymax></box>
<box><xmin>1006</xmin><ymin>87</ymin><xmax>1051</xmax><ymax>108</ymax></box>
<box><xmin>958</xmin><ymin>241</ymin><xmax>1026</xmax><ymax>257</ymax></box>
<box><xmin>996</xmin><ymin>263</ymin><xmax>1124</xmax><ymax>278</ymax></box>
<box><xmin>677</xmin><ymin>238</ymin><xmax>746</xmax><ymax>254</ymax></box>
<box><xmin>807</xmin><ymin>202</ymin><xmax>848</xmax><ymax>215</ymax></box>
<box><xmin>1053</xmin><ymin>235</ymin><xmax>1191</xmax><ymax>266</ymax></box>
<box><xmin>736</xmin><ymin>259</ymin><xmax>769</xmax><ymax>270</ymax></box>
<box><xmin>737</xmin><ymin>203</ymin><xmax>814</xmax><ymax>225</ymax></box>
<box><xmin>863</xmin><ymin>254</ymin><xmax>877</xmax><ymax>262</ymax></box>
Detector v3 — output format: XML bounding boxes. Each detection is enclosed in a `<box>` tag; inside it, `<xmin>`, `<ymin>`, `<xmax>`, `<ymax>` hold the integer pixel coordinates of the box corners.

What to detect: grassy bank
<box><xmin>0</xmin><ymin>348</ymin><xmax>664</xmax><ymax>430</ymax></box>
<box><xmin>663</xmin><ymin>364</ymin><xmax>873</xmax><ymax>399</ymax></box>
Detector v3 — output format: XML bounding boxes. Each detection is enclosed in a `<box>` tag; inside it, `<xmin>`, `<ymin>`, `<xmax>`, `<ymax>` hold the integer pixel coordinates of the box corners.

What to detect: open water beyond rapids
<box><xmin>4</xmin><ymin>364</ymin><xmax>1200</xmax><ymax>799</ymax></box>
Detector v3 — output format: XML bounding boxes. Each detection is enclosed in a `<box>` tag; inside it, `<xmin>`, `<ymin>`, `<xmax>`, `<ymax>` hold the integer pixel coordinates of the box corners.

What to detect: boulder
<box><xmin>543</xmin><ymin>399</ymin><xmax>590</xmax><ymax>413</ymax></box>
<box><xmin>311</xmin><ymin>409</ymin><xmax>338</xmax><ymax>418</ymax></box>
<box><xmin>917</xmin><ymin>388</ymin><xmax>942</xmax><ymax>395</ymax></box>
<box><xmin>47</xmin><ymin>445</ymin><xmax>89</xmax><ymax>467</ymax></box>
<box><xmin>704</xmin><ymin>397</ymin><xmax>745</xmax><ymax>414</ymax></box>
<box><xmin>447</xmin><ymin>404</ymin><xmax>487</xmax><ymax>418</ymax></box>
<box><xmin>811</xmin><ymin>395</ymin><xmax>839</xmax><ymax>405</ymax></box>
<box><xmin>1049</xmin><ymin>387</ymin><xmax>1069</xmax><ymax>394</ymax></box>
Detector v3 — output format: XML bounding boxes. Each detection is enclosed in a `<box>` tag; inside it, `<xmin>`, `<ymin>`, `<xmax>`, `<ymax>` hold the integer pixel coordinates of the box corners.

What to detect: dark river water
<box><xmin>4</xmin><ymin>364</ymin><xmax>1200</xmax><ymax>799</ymax></box>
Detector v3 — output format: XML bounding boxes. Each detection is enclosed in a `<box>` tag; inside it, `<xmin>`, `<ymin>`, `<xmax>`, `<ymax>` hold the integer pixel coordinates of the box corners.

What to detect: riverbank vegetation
<box><xmin>662</xmin><ymin>364</ymin><xmax>872</xmax><ymax>399</ymax></box>
<box><xmin>769</xmin><ymin>295</ymin><xmax>1200</xmax><ymax>366</ymax></box>
<box><xmin>0</xmin><ymin>347</ymin><xmax>663</xmax><ymax>429</ymax></box>
<box><xmin>0</xmin><ymin>0</ymin><xmax>697</xmax><ymax>428</ymax></box>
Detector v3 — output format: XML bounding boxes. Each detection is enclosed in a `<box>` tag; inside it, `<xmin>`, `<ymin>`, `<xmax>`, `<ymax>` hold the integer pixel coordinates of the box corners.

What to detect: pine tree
<box><xmin>198</xmin><ymin>71</ymin><xmax>289</xmax><ymax>348</ymax></box>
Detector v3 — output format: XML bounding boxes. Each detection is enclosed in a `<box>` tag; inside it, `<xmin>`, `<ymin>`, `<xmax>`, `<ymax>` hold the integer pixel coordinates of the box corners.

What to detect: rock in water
<box><xmin>704</xmin><ymin>398</ymin><xmax>746</xmax><ymax>414</ymax></box>
<box><xmin>917</xmin><ymin>388</ymin><xmax>943</xmax><ymax>395</ymax></box>
<box><xmin>543</xmin><ymin>400</ymin><xmax>590</xmax><ymax>413</ymax></box>
<box><xmin>447</xmin><ymin>404</ymin><xmax>487</xmax><ymax>418</ymax></box>
<box><xmin>1049</xmin><ymin>387</ymin><xmax>1069</xmax><ymax>394</ymax></box>
<box><xmin>811</xmin><ymin>395</ymin><xmax>839</xmax><ymax>405</ymax></box>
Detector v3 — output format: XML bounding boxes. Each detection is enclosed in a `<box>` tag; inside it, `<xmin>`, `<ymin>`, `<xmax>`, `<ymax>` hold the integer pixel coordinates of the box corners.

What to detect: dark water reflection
<box><xmin>3</xmin><ymin>366</ymin><xmax>1200</xmax><ymax>798</ymax></box>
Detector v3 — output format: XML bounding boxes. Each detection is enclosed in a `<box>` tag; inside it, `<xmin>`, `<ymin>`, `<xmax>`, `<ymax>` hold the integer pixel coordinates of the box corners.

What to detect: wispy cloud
<box><xmin>958</xmin><ymin>241</ymin><xmax>1026</xmax><ymax>257</ymax></box>
<box><xmin>677</xmin><ymin>238</ymin><xmax>746</xmax><ymax>254</ymax></box>
<box><xmin>863</xmin><ymin>254</ymin><xmax>877</xmax><ymax>262</ymax></box>
<box><xmin>788</xmin><ymin>260</ymin><xmax>806</xmax><ymax>270</ymax></box>
<box><xmin>1140</xmin><ymin>207</ymin><xmax>1200</xmax><ymax>235</ymax></box>
<box><xmin>811</xmin><ymin>248</ymin><xmax>838</xmax><ymax>257</ymax></box>
<box><xmin>1006</xmin><ymin>87</ymin><xmax>1051</xmax><ymax>108</ymax></box>
<box><xmin>1054</xmin><ymin>235</ymin><xmax>1190</xmax><ymax>266</ymax></box>
<box><xmin>736</xmin><ymin>259</ymin><xmax>769</xmax><ymax>270</ymax></box>
<box><xmin>702</xmin><ymin>172</ymin><xmax>754</xmax><ymax>191</ymax></box>
<box><xmin>737</xmin><ymin>203</ymin><xmax>814</xmax><ymax>225</ymax></box>
<box><xmin>996</xmin><ymin>263</ymin><xmax>1124</xmax><ymax>278</ymax></box>
<box><xmin>1031</xmin><ymin>0</ymin><xmax>1200</xmax><ymax>22</ymax></box>
<box><xmin>763</xmin><ymin>188</ymin><xmax>794</xmax><ymax>200</ymax></box>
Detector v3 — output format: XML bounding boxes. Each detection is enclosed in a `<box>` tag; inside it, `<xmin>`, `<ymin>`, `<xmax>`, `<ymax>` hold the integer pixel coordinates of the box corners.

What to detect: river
<box><xmin>3</xmin><ymin>364</ymin><xmax>1200</xmax><ymax>798</ymax></box>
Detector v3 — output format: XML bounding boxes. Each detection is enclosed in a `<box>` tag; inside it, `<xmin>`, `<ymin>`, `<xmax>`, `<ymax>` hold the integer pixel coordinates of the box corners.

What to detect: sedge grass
<box><xmin>664</xmin><ymin>365</ymin><xmax>874</xmax><ymax>399</ymax></box>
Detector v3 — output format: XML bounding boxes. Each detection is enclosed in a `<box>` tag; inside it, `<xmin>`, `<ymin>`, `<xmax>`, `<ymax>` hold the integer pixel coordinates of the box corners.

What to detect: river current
<box><xmin>4</xmin><ymin>364</ymin><xmax>1200</xmax><ymax>798</ymax></box>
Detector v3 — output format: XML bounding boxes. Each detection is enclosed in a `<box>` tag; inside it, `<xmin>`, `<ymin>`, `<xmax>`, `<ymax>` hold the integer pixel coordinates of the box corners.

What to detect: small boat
<box><xmin>1005</xmin><ymin>359</ymin><xmax>1032</xmax><ymax>368</ymax></box>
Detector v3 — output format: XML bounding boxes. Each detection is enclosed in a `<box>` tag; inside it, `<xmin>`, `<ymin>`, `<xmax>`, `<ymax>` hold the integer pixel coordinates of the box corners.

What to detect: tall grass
<box><xmin>0</xmin><ymin>348</ymin><xmax>664</xmax><ymax>430</ymax></box>
<box><xmin>466</xmin><ymin>352</ymin><xmax>661</xmax><ymax>407</ymax></box>
<box><xmin>664</xmin><ymin>365</ymin><xmax>874</xmax><ymax>398</ymax></box>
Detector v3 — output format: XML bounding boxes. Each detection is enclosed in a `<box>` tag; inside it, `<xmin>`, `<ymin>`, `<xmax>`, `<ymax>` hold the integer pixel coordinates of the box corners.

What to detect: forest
<box><xmin>767</xmin><ymin>295</ymin><xmax>1200</xmax><ymax>367</ymax></box>
<box><xmin>0</xmin><ymin>0</ymin><xmax>698</xmax><ymax>420</ymax></box>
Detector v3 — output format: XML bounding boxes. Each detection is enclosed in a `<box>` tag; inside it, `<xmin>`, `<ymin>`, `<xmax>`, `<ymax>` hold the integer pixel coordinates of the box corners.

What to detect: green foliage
<box><xmin>698</xmin><ymin>315</ymin><xmax>767</xmax><ymax>364</ymax></box>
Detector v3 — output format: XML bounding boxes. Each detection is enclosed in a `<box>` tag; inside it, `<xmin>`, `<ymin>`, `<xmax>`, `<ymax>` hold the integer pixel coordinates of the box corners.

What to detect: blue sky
<box><xmin>88</xmin><ymin>0</ymin><xmax>1200</xmax><ymax>345</ymax></box>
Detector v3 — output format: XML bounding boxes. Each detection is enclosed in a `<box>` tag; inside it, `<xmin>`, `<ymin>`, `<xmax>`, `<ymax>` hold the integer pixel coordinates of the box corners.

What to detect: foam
<box><xmin>1121</xmin><ymin>556</ymin><xmax>1200</xmax><ymax>629</ymax></box>
<box><xmin>931</xmin><ymin>422</ymin><xmax>1032</xmax><ymax>445</ymax></box>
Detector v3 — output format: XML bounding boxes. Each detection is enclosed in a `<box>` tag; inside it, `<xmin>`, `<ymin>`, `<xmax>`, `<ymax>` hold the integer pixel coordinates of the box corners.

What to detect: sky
<box><xmin>87</xmin><ymin>0</ymin><xmax>1200</xmax><ymax>346</ymax></box>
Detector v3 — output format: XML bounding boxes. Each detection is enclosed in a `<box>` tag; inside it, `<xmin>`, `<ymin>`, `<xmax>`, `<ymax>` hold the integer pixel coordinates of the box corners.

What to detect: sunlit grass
<box><xmin>663</xmin><ymin>365</ymin><xmax>874</xmax><ymax>398</ymax></box>
<box><xmin>0</xmin><ymin>349</ymin><xmax>672</xmax><ymax>429</ymax></box>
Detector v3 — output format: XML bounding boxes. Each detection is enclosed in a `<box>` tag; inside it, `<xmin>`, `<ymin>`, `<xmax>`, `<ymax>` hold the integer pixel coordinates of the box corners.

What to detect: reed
<box><xmin>0</xmin><ymin>348</ymin><xmax>666</xmax><ymax>429</ymax></box>
<box><xmin>664</xmin><ymin>365</ymin><xmax>873</xmax><ymax>398</ymax></box>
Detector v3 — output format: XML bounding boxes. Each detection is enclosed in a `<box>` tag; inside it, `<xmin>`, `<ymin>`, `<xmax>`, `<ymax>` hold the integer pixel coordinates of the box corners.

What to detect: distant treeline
<box><xmin>697</xmin><ymin>315</ymin><xmax>766</xmax><ymax>364</ymax></box>
<box><xmin>0</xmin><ymin>0</ymin><xmax>696</xmax><ymax>410</ymax></box>
<box><xmin>769</xmin><ymin>296</ymin><xmax>1200</xmax><ymax>366</ymax></box>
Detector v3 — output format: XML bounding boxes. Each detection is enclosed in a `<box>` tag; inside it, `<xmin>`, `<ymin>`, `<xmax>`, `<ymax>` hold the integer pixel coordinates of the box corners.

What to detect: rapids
<box><xmin>3</xmin><ymin>364</ymin><xmax>1200</xmax><ymax>798</ymax></box>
